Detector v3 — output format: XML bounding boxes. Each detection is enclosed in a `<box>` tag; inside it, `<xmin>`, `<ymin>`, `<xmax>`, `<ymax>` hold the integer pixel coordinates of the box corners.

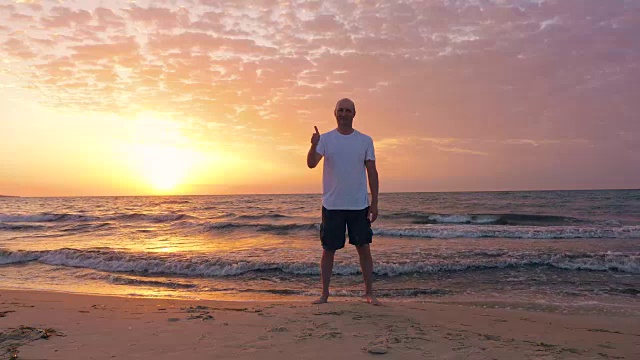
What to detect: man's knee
<box><xmin>323</xmin><ymin>249</ymin><xmax>336</xmax><ymax>257</ymax></box>
<box><xmin>355</xmin><ymin>244</ymin><xmax>370</xmax><ymax>254</ymax></box>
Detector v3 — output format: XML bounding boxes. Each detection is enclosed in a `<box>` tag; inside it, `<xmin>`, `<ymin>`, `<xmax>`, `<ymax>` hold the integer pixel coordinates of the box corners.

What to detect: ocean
<box><xmin>1</xmin><ymin>190</ymin><xmax>639</xmax><ymax>307</ymax></box>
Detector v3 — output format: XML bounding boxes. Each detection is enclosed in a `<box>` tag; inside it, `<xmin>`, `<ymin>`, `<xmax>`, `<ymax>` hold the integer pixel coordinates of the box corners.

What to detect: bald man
<box><xmin>307</xmin><ymin>98</ymin><xmax>380</xmax><ymax>305</ymax></box>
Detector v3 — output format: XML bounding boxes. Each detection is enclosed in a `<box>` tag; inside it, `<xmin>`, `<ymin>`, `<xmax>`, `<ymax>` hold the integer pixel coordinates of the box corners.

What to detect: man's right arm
<box><xmin>307</xmin><ymin>144</ymin><xmax>322</xmax><ymax>168</ymax></box>
<box><xmin>307</xmin><ymin>126</ymin><xmax>323</xmax><ymax>168</ymax></box>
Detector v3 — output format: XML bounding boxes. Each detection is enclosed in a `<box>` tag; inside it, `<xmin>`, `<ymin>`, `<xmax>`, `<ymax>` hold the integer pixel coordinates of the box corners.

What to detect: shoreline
<box><xmin>1</xmin><ymin>289</ymin><xmax>638</xmax><ymax>359</ymax></box>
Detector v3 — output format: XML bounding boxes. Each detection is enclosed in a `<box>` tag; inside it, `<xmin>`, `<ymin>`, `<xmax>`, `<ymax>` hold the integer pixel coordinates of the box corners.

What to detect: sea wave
<box><xmin>1</xmin><ymin>248</ymin><xmax>637</xmax><ymax>275</ymax></box>
<box><xmin>157</xmin><ymin>200</ymin><xmax>191</xmax><ymax>205</ymax></box>
<box><xmin>177</xmin><ymin>221</ymin><xmax>318</xmax><ymax>233</ymax></box>
<box><xmin>0</xmin><ymin>223</ymin><xmax>47</xmax><ymax>231</ymax></box>
<box><xmin>0</xmin><ymin>249</ymin><xmax>40</xmax><ymax>264</ymax></box>
<box><xmin>77</xmin><ymin>272</ymin><xmax>197</xmax><ymax>289</ymax></box>
<box><xmin>59</xmin><ymin>222</ymin><xmax>114</xmax><ymax>233</ymax></box>
<box><xmin>110</xmin><ymin>213</ymin><xmax>197</xmax><ymax>222</ymax></box>
<box><xmin>374</xmin><ymin>225</ymin><xmax>640</xmax><ymax>239</ymax></box>
<box><xmin>182</xmin><ymin>221</ymin><xmax>640</xmax><ymax>239</ymax></box>
<box><xmin>236</xmin><ymin>214</ymin><xmax>289</xmax><ymax>220</ymax></box>
<box><xmin>0</xmin><ymin>212</ymin><xmax>196</xmax><ymax>223</ymax></box>
<box><xmin>388</xmin><ymin>212</ymin><xmax>583</xmax><ymax>226</ymax></box>
<box><xmin>0</xmin><ymin>213</ymin><xmax>98</xmax><ymax>222</ymax></box>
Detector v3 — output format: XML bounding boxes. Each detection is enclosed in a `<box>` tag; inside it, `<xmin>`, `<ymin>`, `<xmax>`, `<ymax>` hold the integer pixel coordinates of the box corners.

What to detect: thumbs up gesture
<box><xmin>311</xmin><ymin>126</ymin><xmax>320</xmax><ymax>145</ymax></box>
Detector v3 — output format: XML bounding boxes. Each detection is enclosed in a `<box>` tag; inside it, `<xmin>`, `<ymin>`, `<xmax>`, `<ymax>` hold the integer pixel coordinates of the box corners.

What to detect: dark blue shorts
<box><xmin>320</xmin><ymin>206</ymin><xmax>373</xmax><ymax>251</ymax></box>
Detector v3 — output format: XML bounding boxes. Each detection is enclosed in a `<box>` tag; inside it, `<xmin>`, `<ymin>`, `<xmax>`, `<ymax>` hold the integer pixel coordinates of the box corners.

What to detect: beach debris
<box><xmin>367</xmin><ymin>346</ymin><xmax>388</xmax><ymax>354</ymax></box>
<box><xmin>187</xmin><ymin>313</ymin><xmax>214</xmax><ymax>321</ymax></box>
<box><xmin>167</xmin><ymin>318</ymin><xmax>180</xmax><ymax>322</ymax></box>
<box><xmin>182</xmin><ymin>305</ymin><xmax>210</xmax><ymax>313</ymax></box>
<box><xmin>483</xmin><ymin>334</ymin><xmax>501</xmax><ymax>341</ymax></box>
<box><xmin>587</xmin><ymin>328</ymin><xmax>623</xmax><ymax>335</ymax></box>
<box><xmin>365</xmin><ymin>337</ymin><xmax>390</xmax><ymax>355</ymax></box>
<box><xmin>181</xmin><ymin>306</ymin><xmax>215</xmax><ymax>320</ymax></box>
<box><xmin>313</xmin><ymin>310</ymin><xmax>346</xmax><ymax>316</ymax></box>
<box><xmin>1</xmin><ymin>326</ymin><xmax>64</xmax><ymax>359</ymax></box>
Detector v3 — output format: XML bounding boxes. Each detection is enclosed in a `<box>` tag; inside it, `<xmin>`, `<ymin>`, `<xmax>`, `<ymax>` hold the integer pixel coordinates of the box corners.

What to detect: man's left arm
<box><xmin>365</xmin><ymin>160</ymin><xmax>379</xmax><ymax>223</ymax></box>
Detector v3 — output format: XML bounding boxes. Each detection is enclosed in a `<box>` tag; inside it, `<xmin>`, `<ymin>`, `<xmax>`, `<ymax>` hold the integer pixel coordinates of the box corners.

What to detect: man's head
<box><xmin>334</xmin><ymin>98</ymin><xmax>356</xmax><ymax>129</ymax></box>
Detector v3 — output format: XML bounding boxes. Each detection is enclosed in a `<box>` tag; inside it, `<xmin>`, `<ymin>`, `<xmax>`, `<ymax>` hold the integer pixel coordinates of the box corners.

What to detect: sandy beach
<box><xmin>0</xmin><ymin>289</ymin><xmax>637</xmax><ymax>359</ymax></box>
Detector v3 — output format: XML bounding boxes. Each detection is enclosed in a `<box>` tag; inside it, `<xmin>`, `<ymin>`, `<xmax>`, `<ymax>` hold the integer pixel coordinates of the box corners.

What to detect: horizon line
<box><xmin>2</xmin><ymin>187</ymin><xmax>639</xmax><ymax>198</ymax></box>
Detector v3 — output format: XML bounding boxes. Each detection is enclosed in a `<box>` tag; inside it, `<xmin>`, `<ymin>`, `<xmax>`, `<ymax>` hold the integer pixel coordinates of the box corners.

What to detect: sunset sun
<box><xmin>137</xmin><ymin>144</ymin><xmax>195</xmax><ymax>193</ymax></box>
<box><xmin>121</xmin><ymin>114</ymin><xmax>204</xmax><ymax>194</ymax></box>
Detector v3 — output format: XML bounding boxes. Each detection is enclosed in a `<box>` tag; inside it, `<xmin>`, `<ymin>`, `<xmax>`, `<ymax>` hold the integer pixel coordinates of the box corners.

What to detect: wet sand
<box><xmin>1</xmin><ymin>289</ymin><xmax>638</xmax><ymax>359</ymax></box>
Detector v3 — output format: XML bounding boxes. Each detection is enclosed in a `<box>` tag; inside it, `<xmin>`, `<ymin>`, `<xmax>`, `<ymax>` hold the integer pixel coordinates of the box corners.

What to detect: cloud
<box><xmin>433</xmin><ymin>146</ymin><xmax>488</xmax><ymax>156</ymax></box>
<box><xmin>70</xmin><ymin>37</ymin><xmax>140</xmax><ymax>65</ymax></box>
<box><xmin>0</xmin><ymin>0</ymin><xmax>636</xmax><ymax>156</ymax></box>
<box><xmin>41</xmin><ymin>6</ymin><xmax>92</xmax><ymax>28</ymax></box>
<box><xmin>125</xmin><ymin>5</ymin><xmax>190</xmax><ymax>29</ymax></box>
<box><xmin>303</xmin><ymin>14</ymin><xmax>343</xmax><ymax>33</ymax></box>
<box><xmin>0</xmin><ymin>4</ymin><xmax>16</xmax><ymax>13</ymax></box>
<box><xmin>10</xmin><ymin>12</ymin><xmax>34</xmax><ymax>21</ymax></box>
<box><xmin>2</xmin><ymin>38</ymin><xmax>36</xmax><ymax>59</ymax></box>
<box><xmin>502</xmin><ymin>139</ymin><xmax>590</xmax><ymax>147</ymax></box>
<box><xmin>95</xmin><ymin>7</ymin><xmax>126</xmax><ymax>28</ymax></box>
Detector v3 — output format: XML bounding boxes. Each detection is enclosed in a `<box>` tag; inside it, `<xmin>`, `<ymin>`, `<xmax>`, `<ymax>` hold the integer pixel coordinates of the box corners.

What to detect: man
<box><xmin>307</xmin><ymin>98</ymin><xmax>380</xmax><ymax>305</ymax></box>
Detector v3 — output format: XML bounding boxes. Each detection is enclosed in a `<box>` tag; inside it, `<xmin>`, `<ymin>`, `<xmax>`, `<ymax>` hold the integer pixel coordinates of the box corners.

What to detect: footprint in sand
<box><xmin>268</xmin><ymin>327</ymin><xmax>288</xmax><ymax>333</ymax></box>
<box><xmin>319</xmin><ymin>331</ymin><xmax>343</xmax><ymax>339</ymax></box>
<box><xmin>0</xmin><ymin>310</ymin><xmax>15</xmax><ymax>317</ymax></box>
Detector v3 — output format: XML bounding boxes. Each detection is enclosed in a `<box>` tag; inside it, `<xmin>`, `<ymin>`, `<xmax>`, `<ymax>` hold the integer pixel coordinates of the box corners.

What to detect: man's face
<box><xmin>334</xmin><ymin>100</ymin><xmax>355</xmax><ymax>128</ymax></box>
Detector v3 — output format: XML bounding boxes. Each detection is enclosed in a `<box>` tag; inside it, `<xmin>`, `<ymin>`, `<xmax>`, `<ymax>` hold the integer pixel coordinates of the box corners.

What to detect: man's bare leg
<box><xmin>312</xmin><ymin>249</ymin><xmax>335</xmax><ymax>304</ymax></box>
<box><xmin>356</xmin><ymin>244</ymin><xmax>380</xmax><ymax>305</ymax></box>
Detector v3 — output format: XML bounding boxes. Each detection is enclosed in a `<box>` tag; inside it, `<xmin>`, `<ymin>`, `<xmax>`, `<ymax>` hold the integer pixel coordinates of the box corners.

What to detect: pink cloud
<box><xmin>95</xmin><ymin>7</ymin><xmax>125</xmax><ymax>28</ymax></box>
<box><xmin>28</xmin><ymin>36</ymin><xmax>55</xmax><ymax>47</ymax></box>
<box><xmin>0</xmin><ymin>4</ymin><xmax>16</xmax><ymax>13</ymax></box>
<box><xmin>125</xmin><ymin>5</ymin><xmax>189</xmax><ymax>29</ymax></box>
<box><xmin>303</xmin><ymin>14</ymin><xmax>342</xmax><ymax>33</ymax></box>
<box><xmin>10</xmin><ymin>12</ymin><xmax>34</xmax><ymax>22</ymax></box>
<box><xmin>190</xmin><ymin>10</ymin><xmax>225</xmax><ymax>31</ymax></box>
<box><xmin>70</xmin><ymin>37</ymin><xmax>140</xmax><ymax>66</ymax></box>
<box><xmin>148</xmin><ymin>31</ymin><xmax>276</xmax><ymax>56</ymax></box>
<box><xmin>41</xmin><ymin>6</ymin><xmax>92</xmax><ymax>28</ymax></box>
<box><xmin>35</xmin><ymin>58</ymin><xmax>80</xmax><ymax>78</ymax></box>
<box><xmin>11</xmin><ymin>1</ymin><xmax>43</xmax><ymax>12</ymax></box>
<box><xmin>2</xmin><ymin>38</ymin><xmax>36</xmax><ymax>59</ymax></box>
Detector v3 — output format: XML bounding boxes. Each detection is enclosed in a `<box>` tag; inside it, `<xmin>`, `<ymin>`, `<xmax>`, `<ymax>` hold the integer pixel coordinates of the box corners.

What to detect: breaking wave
<box><xmin>1</xmin><ymin>248</ymin><xmax>637</xmax><ymax>275</ymax></box>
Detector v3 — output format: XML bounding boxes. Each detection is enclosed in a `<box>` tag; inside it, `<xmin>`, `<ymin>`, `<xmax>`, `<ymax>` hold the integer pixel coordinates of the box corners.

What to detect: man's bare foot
<box><xmin>312</xmin><ymin>295</ymin><xmax>329</xmax><ymax>304</ymax></box>
<box><xmin>364</xmin><ymin>294</ymin><xmax>381</xmax><ymax>306</ymax></box>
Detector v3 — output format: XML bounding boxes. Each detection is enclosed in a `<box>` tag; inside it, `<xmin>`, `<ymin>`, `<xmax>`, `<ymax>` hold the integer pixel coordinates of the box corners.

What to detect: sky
<box><xmin>0</xmin><ymin>0</ymin><xmax>638</xmax><ymax>197</ymax></box>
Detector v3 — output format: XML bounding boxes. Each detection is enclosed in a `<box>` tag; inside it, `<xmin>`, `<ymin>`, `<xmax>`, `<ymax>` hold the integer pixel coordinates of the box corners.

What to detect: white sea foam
<box><xmin>374</xmin><ymin>225</ymin><xmax>640</xmax><ymax>239</ymax></box>
<box><xmin>427</xmin><ymin>214</ymin><xmax>502</xmax><ymax>224</ymax></box>
<box><xmin>1</xmin><ymin>248</ymin><xmax>637</xmax><ymax>275</ymax></box>
<box><xmin>0</xmin><ymin>249</ymin><xmax>40</xmax><ymax>264</ymax></box>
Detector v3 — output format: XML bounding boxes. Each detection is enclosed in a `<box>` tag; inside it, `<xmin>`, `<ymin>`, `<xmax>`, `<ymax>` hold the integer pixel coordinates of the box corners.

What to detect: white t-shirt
<box><xmin>316</xmin><ymin>129</ymin><xmax>376</xmax><ymax>210</ymax></box>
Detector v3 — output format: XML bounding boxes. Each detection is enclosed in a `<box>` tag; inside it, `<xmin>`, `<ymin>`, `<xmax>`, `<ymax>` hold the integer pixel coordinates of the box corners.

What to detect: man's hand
<box><xmin>307</xmin><ymin>126</ymin><xmax>323</xmax><ymax>168</ymax></box>
<box><xmin>368</xmin><ymin>203</ymin><xmax>378</xmax><ymax>223</ymax></box>
<box><xmin>311</xmin><ymin>126</ymin><xmax>320</xmax><ymax>145</ymax></box>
